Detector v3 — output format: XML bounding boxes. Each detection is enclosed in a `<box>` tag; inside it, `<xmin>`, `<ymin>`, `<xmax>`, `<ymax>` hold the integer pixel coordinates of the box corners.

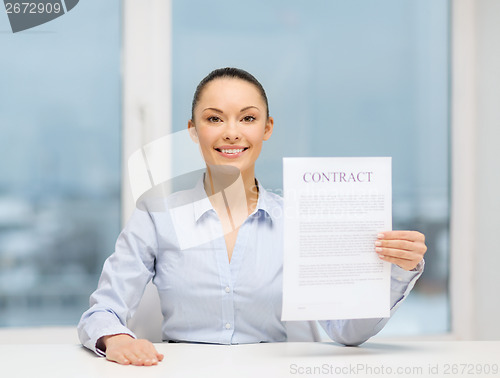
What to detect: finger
<box><xmin>135</xmin><ymin>355</ymin><xmax>154</xmax><ymax>366</ymax></box>
<box><xmin>123</xmin><ymin>350</ymin><xmax>148</xmax><ymax>366</ymax></box>
<box><xmin>137</xmin><ymin>347</ymin><xmax>160</xmax><ymax>366</ymax></box>
<box><xmin>375</xmin><ymin>247</ymin><xmax>415</xmax><ymax>261</ymax></box>
<box><xmin>142</xmin><ymin>358</ymin><xmax>156</xmax><ymax>366</ymax></box>
<box><xmin>378</xmin><ymin>230</ymin><xmax>425</xmax><ymax>242</ymax></box>
<box><xmin>137</xmin><ymin>341</ymin><xmax>161</xmax><ymax>364</ymax></box>
<box><xmin>376</xmin><ymin>241</ymin><xmax>427</xmax><ymax>257</ymax></box>
<box><xmin>375</xmin><ymin>239</ymin><xmax>415</xmax><ymax>252</ymax></box>
<box><xmin>108</xmin><ymin>357</ymin><xmax>131</xmax><ymax>365</ymax></box>
<box><xmin>377</xmin><ymin>254</ymin><xmax>419</xmax><ymax>271</ymax></box>
<box><xmin>151</xmin><ymin>347</ymin><xmax>164</xmax><ymax>362</ymax></box>
<box><xmin>106</xmin><ymin>352</ymin><xmax>131</xmax><ymax>365</ymax></box>
<box><xmin>143</xmin><ymin>352</ymin><xmax>159</xmax><ymax>366</ymax></box>
<box><xmin>137</xmin><ymin>353</ymin><xmax>159</xmax><ymax>366</ymax></box>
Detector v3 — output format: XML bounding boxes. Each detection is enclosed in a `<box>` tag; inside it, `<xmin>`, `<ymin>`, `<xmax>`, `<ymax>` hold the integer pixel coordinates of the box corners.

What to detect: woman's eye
<box><xmin>208</xmin><ymin>116</ymin><xmax>222</xmax><ymax>123</ymax></box>
<box><xmin>242</xmin><ymin>115</ymin><xmax>256</xmax><ymax>122</ymax></box>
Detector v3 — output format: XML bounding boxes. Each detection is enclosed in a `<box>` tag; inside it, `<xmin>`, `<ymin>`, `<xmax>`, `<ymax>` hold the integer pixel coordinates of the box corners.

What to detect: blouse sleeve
<box><xmin>77</xmin><ymin>207</ymin><xmax>158</xmax><ymax>356</ymax></box>
<box><xmin>318</xmin><ymin>260</ymin><xmax>424</xmax><ymax>346</ymax></box>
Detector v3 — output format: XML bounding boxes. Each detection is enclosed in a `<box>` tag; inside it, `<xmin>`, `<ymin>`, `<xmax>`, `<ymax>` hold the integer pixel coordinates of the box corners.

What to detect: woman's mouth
<box><xmin>214</xmin><ymin>146</ymin><xmax>249</xmax><ymax>158</ymax></box>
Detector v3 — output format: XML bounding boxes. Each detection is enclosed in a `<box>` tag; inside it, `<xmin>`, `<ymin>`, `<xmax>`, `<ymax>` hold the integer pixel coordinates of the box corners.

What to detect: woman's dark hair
<box><xmin>191</xmin><ymin>67</ymin><xmax>269</xmax><ymax>121</ymax></box>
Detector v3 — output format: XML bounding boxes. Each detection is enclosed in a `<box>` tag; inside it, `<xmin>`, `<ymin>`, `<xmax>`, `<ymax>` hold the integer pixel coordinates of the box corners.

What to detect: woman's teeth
<box><xmin>220</xmin><ymin>148</ymin><xmax>245</xmax><ymax>154</ymax></box>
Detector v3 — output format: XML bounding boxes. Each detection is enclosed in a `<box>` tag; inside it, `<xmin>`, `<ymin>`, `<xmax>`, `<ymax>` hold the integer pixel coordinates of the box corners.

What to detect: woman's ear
<box><xmin>188</xmin><ymin>119</ymin><xmax>199</xmax><ymax>143</ymax></box>
<box><xmin>263</xmin><ymin>116</ymin><xmax>274</xmax><ymax>141</ymax></box>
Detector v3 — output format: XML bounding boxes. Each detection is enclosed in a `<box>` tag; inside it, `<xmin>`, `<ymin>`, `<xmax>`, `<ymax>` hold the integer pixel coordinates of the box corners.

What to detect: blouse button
<box><xmin>225</xmin><ymin>323</ymin><xmax>231</xmax><ymax>330</ymax></box>
<box><xmin>225</xmin><ymin>286</ymin><xmax>231</xmax><ymax>293</ymax></box>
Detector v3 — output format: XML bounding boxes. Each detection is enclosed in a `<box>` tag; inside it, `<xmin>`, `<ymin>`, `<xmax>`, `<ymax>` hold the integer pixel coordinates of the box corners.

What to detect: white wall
<box><xmin>451</xmin><ymin>0</ymin><xmax>500</xmax><ymax>340</ymax></box>
<box><xmin>474</xmin><ymin>0</ymin><xmax>500</xmax><ymax>340</ymax></box>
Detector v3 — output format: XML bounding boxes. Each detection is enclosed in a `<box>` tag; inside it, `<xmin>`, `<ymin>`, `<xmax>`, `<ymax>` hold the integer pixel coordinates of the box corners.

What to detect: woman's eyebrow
<box><xmin>240</xmin><ymin>106</ymin><xmax>260</xmax><ymax>112</ymax></box>
<box><xmin>202</xmin><ymin>106</ymin><xmax>260</xmax><ymax>113</ymax></box>
<box><xmin>203</xmin><ymin>107</ymin><xmax>224</xmax><ymax>113</ymax></box>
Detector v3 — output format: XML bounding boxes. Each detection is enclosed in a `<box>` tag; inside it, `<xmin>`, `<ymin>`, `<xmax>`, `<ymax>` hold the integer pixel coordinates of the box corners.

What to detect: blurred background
<box><xmin>0</xmin><ymin>1</ymin><xmax>121</xmax><ymax>326</ymax></box>
<box><xmin>1</xmin><ymin>0</ymin><xmax>486</xmax><ymax>339</ymax></box>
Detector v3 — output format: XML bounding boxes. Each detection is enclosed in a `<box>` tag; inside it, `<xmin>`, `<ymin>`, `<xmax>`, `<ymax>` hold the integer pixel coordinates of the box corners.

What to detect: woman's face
<box><xmin>188</xmin><ymin>78</ymin><xmax>273</xmax><ymax>178</ymax></box>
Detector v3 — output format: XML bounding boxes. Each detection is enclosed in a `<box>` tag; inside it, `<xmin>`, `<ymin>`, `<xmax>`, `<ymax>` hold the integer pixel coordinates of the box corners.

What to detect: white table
<box><xmin>1</xmin><ymin>341</ymin><xmax>499</xmax><ymax>378</ymax></box>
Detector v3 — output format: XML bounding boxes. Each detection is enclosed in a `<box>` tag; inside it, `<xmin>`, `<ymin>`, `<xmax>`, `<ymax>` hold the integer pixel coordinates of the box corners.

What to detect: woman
<box><xmin>78</xmin><ymin>67</ymin><xmax>427</xmax><ymax>366</ymax></box>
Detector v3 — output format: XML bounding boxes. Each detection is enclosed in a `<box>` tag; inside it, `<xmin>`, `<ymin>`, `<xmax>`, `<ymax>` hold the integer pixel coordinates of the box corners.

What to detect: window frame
<box><xmin>449</xmin><ymin>0</ymin><xmax>475</xmax><ymax>340</ymax></box>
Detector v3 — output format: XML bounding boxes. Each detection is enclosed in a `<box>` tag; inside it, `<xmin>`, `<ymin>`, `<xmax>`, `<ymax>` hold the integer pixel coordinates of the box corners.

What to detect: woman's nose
<box><xmin>223</xmin><ymin>121</ymin><xmax>241</xmax><ymax>141</ymax></box>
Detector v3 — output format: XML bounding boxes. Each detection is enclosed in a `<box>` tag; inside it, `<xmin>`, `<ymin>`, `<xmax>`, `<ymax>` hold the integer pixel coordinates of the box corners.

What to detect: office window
<box><xmin>0</xmin><ymin>1</ymin><xmax>121</xmax><ymax>326</ymax></box>
<box><xmin>171</xmin><ymin>0</ymin><xmax>449</xmax><ymax>335</ymax></box>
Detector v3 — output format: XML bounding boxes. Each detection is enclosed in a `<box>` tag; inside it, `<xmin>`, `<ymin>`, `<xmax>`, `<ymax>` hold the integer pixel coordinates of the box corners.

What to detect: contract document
<box><xmin>281</xmin><ymin>157</ymin><xmax>392</xmax><ymax>321</ymax></box>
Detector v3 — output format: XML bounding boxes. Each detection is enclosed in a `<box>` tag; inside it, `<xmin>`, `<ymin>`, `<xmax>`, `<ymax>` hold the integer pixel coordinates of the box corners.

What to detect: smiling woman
<box><xmin>78</xmin><ymin>67</ymin><xmax>426</xmax><ymax>366</ymax></box>
<box><xmin>187</xmin><ymin>69</ymin><xmax>275</xmax><ymax>264</ymax></box>
<box><xmin>188</xmin><ymin>68</ymin><xmax>274</xmax><ymax>193</ymax></box>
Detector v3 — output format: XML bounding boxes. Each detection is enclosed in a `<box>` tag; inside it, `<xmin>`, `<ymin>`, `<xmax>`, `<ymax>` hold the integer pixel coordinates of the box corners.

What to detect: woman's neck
<box><xmin>204</xmin><ymin>165</ymin><xmax>259</xmax><ymax>220</ymax></box>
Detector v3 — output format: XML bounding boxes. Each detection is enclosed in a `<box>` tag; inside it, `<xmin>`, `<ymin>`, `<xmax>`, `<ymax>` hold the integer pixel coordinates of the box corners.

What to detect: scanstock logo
<box><xmin>4</xmin><ymin>0</ymin><xmax>79</xmax><ymax>33</ymax></box>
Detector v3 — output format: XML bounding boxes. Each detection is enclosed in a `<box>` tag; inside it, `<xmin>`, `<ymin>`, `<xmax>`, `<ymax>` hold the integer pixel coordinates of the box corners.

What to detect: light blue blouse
<box><xmin>78</xmin><ymin>177</ymin><xmax>423</xmax><ymax>355</ymax></box>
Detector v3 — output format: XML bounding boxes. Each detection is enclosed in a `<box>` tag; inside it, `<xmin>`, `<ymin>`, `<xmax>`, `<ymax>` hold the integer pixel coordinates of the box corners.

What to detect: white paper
<box><xmin>281</xmin><ymin>157</ymin><xmax>392</xmax><ymax>321</ymax></box>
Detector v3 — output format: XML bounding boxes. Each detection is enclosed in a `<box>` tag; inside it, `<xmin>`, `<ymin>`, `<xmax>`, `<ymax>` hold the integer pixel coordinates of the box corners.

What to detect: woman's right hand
<box><xmin>100</xmin><ymin>334</ymin><xmax>164</xmax><ymax>366</ymax></box>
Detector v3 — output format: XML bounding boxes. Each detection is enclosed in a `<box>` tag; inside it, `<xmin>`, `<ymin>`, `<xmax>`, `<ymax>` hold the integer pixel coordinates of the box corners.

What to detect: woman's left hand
<box><xmin>375</xmin><ymin>231</ymin><xmax>427</xmax><ymax>271</ymax></box>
